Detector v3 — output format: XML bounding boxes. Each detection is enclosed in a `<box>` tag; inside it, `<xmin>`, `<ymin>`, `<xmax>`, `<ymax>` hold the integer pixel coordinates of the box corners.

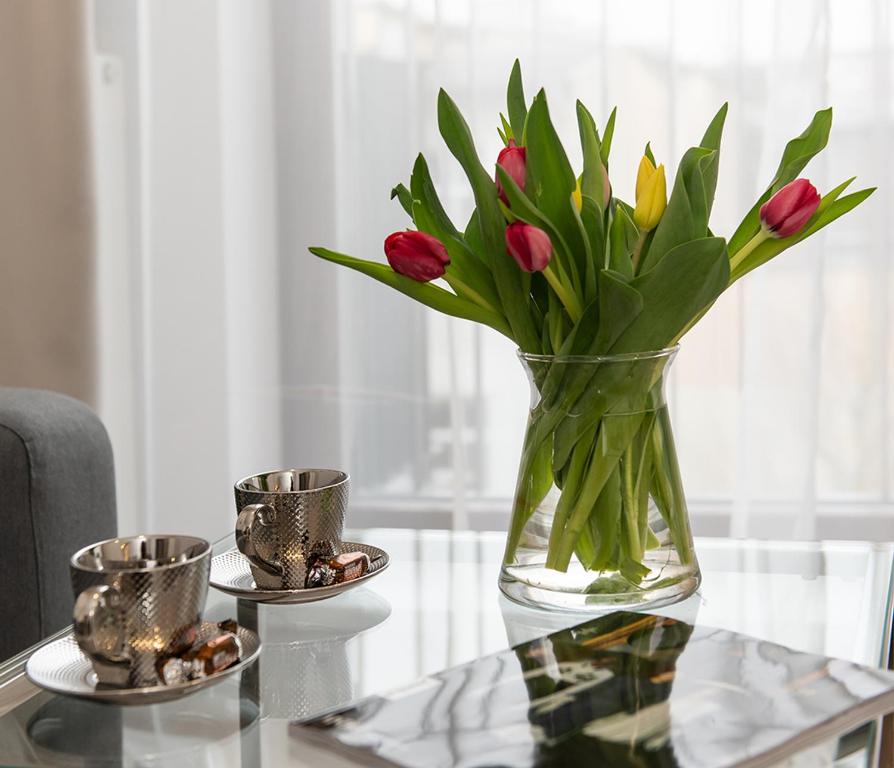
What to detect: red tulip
<box><xmin>384</xmin><ymin>231</ymin><xmax>450</xmax><ymax>282</ymax></box>
<box><xmin>506</xmin><ymin>222</ymin><xmax>552</xmax><ymax>273</ymax></box>
<box><xmin>496</xmin><ymin>140</ymin><xmax>527</xmax><ymax>204</ymax></box>
<box><xmin>760</xmin><ymin>178</ymin><xmax>821</xmax><ymax>238</ymax></box>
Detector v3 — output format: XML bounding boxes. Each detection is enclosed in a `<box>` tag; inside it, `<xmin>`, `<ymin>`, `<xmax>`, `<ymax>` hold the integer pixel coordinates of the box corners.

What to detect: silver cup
<box><xmin>70</xmin><ymin>534</ymin><xmax>211</xmax><ymax>687</ymax></box>
<box><xmin>234</xmin><ymin>469</ymin><xmax>349</xmax><ymax>590</ymax></box>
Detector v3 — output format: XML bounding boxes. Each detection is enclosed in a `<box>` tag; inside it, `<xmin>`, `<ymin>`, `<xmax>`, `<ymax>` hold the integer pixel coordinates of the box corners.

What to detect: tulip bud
<box><xmin>496</xmin><ymin>140</ymin><xmax>526</xmax><ymax>204</ymax></box>
<box><xmin>759</xmin><ymin>178</ymin><xmax>821</xmax><ymax>238</ymax></box>
<box><xmin>633</xmin><ymin>156</ymin><xmax>666</xmax><ymax>231</ymax></box>
<box><xmin>384</xmin><ymin>231</ymin><xmax>450</xmax><ymax>282</ymax></box>
<box><xmin>505</xmin><ymin>222</ymin><xmax>552</xmax><ymax>273</ymax></box>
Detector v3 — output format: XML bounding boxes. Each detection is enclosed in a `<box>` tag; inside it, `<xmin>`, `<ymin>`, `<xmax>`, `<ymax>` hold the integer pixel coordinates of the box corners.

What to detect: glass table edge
<box><xmin>1</xmin><ymin>533</ymin><xmax>893</xmax><ymax>685</ymax></box>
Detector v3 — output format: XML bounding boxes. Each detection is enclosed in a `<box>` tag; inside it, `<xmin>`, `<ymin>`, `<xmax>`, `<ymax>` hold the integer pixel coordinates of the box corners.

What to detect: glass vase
<box><xmin>499</xmin><ymin>347</ymin><xmax>700</xmax><ymax>612</ymax></box>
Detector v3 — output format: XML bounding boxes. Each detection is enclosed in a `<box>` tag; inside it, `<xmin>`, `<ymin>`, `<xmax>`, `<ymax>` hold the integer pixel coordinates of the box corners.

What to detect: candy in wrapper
<box><xmin>156</xmin><ymin>656</ymin><xmax>189</xmax><ymax>686</ymax></box>
<box><xmin>310</xmin><ymin>540</ymin><xmax>338</xmax><ymax>562</ymax></box>
<box><xmin>217</xmin><ymin>618</ymin><xmax>238</xmax><ymax>635</ymax></box>
<box><xmin>183</xmin><ymin>632</ymin><xmax>242</xmax><ymax>677</ymax></box>
<box><xmin>305</xmin><ymin>551</ymin><xmax>370</xmax><ymax>588</ymax></box>
<box><xmin>170</xmin><ymin>624</ymin><xmax>198</xmax><ymax>655</ymax></box>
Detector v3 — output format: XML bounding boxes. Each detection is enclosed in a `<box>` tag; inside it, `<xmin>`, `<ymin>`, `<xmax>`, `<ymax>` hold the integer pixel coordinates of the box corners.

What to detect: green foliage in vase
<box><xmin>309</xmin><ymin>60</ymin><xmax>874</xmax><ymax>579</ymax></box>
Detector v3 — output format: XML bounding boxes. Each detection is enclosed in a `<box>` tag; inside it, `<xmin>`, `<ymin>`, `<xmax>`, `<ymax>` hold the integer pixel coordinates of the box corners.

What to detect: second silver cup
<box><xmin>234</xmin><ymin>469</ymin><xmax>349</xmax><ymax>590</ymax></box>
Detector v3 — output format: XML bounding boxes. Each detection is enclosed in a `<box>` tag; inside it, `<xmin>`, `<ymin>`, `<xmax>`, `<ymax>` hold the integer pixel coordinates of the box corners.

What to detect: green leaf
<box><xmin>588</xmin><ymin>465</ymin><xmax>621</xmax><ymax>571</ymax></box>
<box><xmin>390</xmin><ymin>183</ymin><xmax>413</xmax><ymax>217</ymax></box>
<box><xmin>700</xmin><ymin>102</ymin><xmax>728</xmax><ymax>150</ymax></box>
<box><xmin>579</xmin><ymin>196</ymin><xmax>604</xmax><ymax>302</ymax></box>
<box><xmin>309</xmin><ymin>247</ymin><xmax>513</xmax><ymax>338</ymax></box>
<box><xmin>731</xmin><ymin>186</ymin><xmax>875</xmax><ymax>282</ymax></box>
<box><xmin>615</xmin><ymin>236</ymin><xmax>730</xmax><ymax>353</ymax></box>
<box><xmin>438</xmin><ymin>89</ymin><xmax>540</xmax><ymax>351</ymax></box>
<box><xmin>644</xmin><ymin>142</ymin><xmax>656</xmax><ymax>166</ymax></box>
<box><xmin>409</xmin><ymin>154</ymin><xmax>502</xmax><ymax>310</ymax></box>
<box><xmin>608</xmin><ymin>205</ymin><xmax>637</xmax><ymax>279</ymax></box>
<box><xmin>410</xmin><ymin>154</ymin><xmax>460</xmax><ymax>238</ymax></box>
<box><xmin>525</xmin><ymin>90</ymin><xmax>589</xmax><ymax>286</ymax></box>
<box><xmin>576</xmin><ymin>101</ymin><xmax>606</xmax><ymax>210</ymax></box>
<box><xmin>507</xmin><ymin>59</ymin><xmax>527</xmax><ymax>141</ymax></box>
<box><xmin>499</xmin><ymin>113</ymin><xmax>514</xmax><ymax>145</ymax></box>
<box><xmin>699</xmin><ymin>102</ymin><xmax>728</xmax><ymax>222</ymax></box>
<box><xmin>640</xmin><ymin>147</ymin><xmax>716</xmax><ymax>273</ymax></box>
<box><xmin>728</xmin><ymin>108</ymin><xmax>833</xmax><ymax>254</ymax></box>
<box><xmin>600</xmin><ymin>107</ymin><xmax>617</xmax><ymax>167</ymax></box>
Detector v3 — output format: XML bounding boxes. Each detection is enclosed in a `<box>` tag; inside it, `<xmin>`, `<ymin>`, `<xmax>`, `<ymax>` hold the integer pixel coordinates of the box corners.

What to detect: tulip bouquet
<box><xmin>311</xmin><ymin>61</ymin><xmax>873</xmax><ymax>607</ymax></box>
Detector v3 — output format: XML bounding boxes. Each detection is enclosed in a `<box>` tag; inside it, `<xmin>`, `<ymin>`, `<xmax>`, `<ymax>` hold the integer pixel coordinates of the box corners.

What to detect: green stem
<box><xmin>443</xmin><ymin>274</ymin><xmax>498</xmax><ymax>314</ymax></box>
<box><xmin>550</xmin><ymin>413</ymin><xmax>644</xmax><ymax>571</ymax></box>
<box><xmin>728</xmin><ymin>227</ymin><xmax>771</xmax><ymax>273</ymax></box>
<box><xmin>545</xmin><ymin>427</ymin><xmax>594</xmax><ymax>569</ymax></box>
<box><xmin>543</xmin><ymin>264</ymin><xmax>583</xmax><ymax>323</ymax></box>
<box><xmin>631</xmin><ymin>232</ymin><xmax>647</xmax><ymax>273</ymax></box>
<box><xmin>622</xmin><ymin>443</ymin><xmax>643</xmax><ymax>562</ymax></box>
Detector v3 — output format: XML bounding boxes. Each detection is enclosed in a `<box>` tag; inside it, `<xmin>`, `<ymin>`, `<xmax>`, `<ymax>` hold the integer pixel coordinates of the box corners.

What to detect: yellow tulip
<box><xmin>572</xmin><ymin>176</ymin><xmax>583</xmax><ymax>210</ymax></box>
<box><xmin>633</xmin><ymin>157</ymin><xmax>666</xmax><ymax>231</ymax></box>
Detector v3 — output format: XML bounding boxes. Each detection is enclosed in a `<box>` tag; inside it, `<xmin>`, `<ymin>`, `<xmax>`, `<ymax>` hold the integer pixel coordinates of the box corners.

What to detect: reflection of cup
<box><xmin>252</xmin><ymin>589</ymin><xmax>390</xmax><ymax>720</ymax></box>
<box><xmin>234</xmin><ymin>469</ymin><xmax>349</xmax><ymax>589</ymax></box>
<box><xmin>27</xmin><ymin>675</ymin><xmax>258</xmax><ymax>766</ymax></box>
<box><xmin>69</xmin><ymin>535</ymin><xmax>211</xmax><ymax>687</ymax></box>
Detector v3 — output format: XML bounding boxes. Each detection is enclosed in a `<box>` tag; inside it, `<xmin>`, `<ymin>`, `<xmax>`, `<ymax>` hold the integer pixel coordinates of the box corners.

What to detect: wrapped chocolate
<box><xmin>155</xmin><ymin>622</ymin><xmax>243</xmax><ymax>685</ymax></box>
<box><xmin>156</xmin><ymin>656</ymin><xmax>189</xmax><ymax>686</ymax></box>
<box><xmin>184</xmin><ymin>632</ymin><xmax>242</xmax><ymax>677</ymax></box>
<box><xmin>311</xmin><ymin>540</ymin><xmax>338</xmax><ymax>561</ymax></box>
<box><xmin>217</xmin><ymin>618</ymin><xmax>238</xmax><ymax>635</ymax></box>
<box><xmin>305</xmin><ymin>551</ymin><xmax>370</xmax><ymax>588</ymax></box>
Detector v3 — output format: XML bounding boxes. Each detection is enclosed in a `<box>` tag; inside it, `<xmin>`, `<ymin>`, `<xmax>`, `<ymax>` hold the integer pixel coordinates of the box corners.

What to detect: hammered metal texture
<box><xmin>209</xmin><ymin>542</ymin><xmax>389</xmax><ymax>604</ymax></box>
<box><xmin>70</xmin><ymin>554</ymin><xmax>210</xmax><ymax>686</ymax></box>
<box><xmin>234</xmin><ymin>476</ymin><xmax>349</xmax><ymax>589</ymax></box>
<box><xmin>25</xmin><ymin>622</ymin><xmax>261</xmax><ymax>705</ymax></box>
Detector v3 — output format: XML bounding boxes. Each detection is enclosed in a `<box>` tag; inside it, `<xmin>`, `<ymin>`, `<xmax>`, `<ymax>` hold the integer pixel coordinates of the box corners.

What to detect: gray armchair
<box><xmin>0</xmin><ymin>388</ymin><xmax>117</xmax><ymax>661</ymax></box>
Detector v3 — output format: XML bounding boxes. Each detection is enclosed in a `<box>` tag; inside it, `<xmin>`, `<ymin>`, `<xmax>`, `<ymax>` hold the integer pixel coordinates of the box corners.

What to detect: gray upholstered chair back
<box><xmin>0</xmin><ymin>388</ymin><xmax>117</xmax><ymax>661</ymax></box>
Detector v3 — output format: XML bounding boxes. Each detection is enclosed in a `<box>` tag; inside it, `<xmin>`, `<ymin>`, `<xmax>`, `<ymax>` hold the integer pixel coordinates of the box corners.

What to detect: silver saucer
<box><xmin>25</xmin><ymin>621</ymin><xmax>261</xmax><ymax>705</ymax></box>
<box><xmin>209</xmin><ymin>542</ymin><xmax>389</xmax><ymax>604</ymax></box>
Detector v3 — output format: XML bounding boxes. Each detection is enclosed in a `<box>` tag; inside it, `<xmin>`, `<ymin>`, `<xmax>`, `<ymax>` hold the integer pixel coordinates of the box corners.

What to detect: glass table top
<box><xmin>0</xmin><ymin>530</ymin><xmax>892</xmax><ymax>767</ymax></box>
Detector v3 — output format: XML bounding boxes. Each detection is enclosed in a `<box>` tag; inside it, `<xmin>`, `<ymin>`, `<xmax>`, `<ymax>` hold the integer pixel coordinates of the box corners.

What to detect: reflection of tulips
<box><xmin>760</xmin><ymin>178</ymin><xmax>821</xmax><ymax>238</ymax></box>
<box><xmin>515</xmin><ymin>612</ymin><xmax>693</xmax><ymax>764</ymax></box>
<box><xmin>383</xmin><ymin>230</ymin><xmax>450</xmax><ymax>282</ymax></box>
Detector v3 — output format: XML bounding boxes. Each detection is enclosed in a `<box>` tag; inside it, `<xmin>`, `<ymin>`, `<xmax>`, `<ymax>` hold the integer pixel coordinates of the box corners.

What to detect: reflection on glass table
<box><xmin>0</xmin><ymin>530</ymin><xmax>891</xmax><ymax>767</ymax></box>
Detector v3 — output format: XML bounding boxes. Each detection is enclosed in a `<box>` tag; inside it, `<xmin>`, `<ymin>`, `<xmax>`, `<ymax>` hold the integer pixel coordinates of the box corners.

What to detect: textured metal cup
<box><xmin>70</xmin><ymin>535</ymin><xmax>211</xmax><ymax>687</ymax></box>
<box><xmin>234</xmin><ymin>469</ymin><xmax>349</xmax><ymax>590</ymax></box>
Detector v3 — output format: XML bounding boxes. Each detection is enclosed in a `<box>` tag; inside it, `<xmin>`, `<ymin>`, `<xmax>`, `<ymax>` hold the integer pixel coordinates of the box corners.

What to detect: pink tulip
<box><xmin>760</xmin><ymin>178</ymin><xmax>821</xmax><ymax>238</ymax></box>
<box><xmin>506</xmin><ymin>222</ymin><xmax>552</xmax><ymax>273</ymax></box>
<box><xmin>384</xmin><ymin>231</ymin><xmax>450</xmax><ymax>282</ymax></box>
<box><xmin>496</xmin><ymin>140</ymin><xmax>527</xmax><ymax>204</ymax></box>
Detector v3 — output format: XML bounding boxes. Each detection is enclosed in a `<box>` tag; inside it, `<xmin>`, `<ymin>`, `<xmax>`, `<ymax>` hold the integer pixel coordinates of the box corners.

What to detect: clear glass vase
<box><xmin>499</xmin><ymin>347</ymin><xmax>700</xmax><ymax>612</ymax></box>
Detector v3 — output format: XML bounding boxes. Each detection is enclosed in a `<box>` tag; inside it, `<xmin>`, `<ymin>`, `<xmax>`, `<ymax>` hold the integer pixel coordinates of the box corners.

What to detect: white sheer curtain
<box><xmin>89</xmin><ymin>0</ymin><xmax>893</xmax><ymax>541</ymax></box>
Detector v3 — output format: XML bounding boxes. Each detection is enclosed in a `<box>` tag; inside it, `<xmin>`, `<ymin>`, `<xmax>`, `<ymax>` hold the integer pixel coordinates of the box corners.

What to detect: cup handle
<box><xmin>235</xmin><ymin>503</ymin><xmax>281</xmax><ymax>578</ymax></box>
<box><xmin>73</xmin><ymin>584</ymin><xmax>127</xmax><ymax>661</ymax></box>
